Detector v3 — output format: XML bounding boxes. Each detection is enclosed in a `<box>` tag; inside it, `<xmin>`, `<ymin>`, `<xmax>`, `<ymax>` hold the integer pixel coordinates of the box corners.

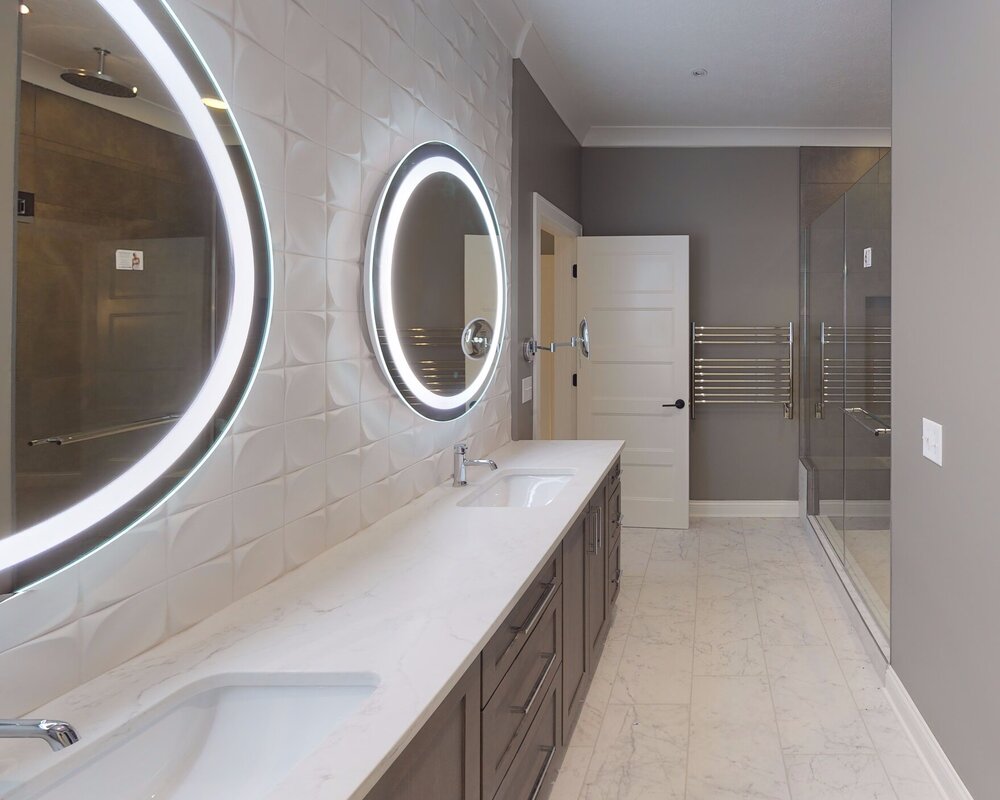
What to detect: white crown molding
<box><xmin>583</xmin><ymin>125</ymin><xmax>892</xmax><ymax>148</ymax></box>
<box><xmin>884</xmin><ymin>668</ymin><xmax>976</xmax><ymax>800</ymax></box>
<box><xmin>474</xmin><ymin>0</ymin><xmax>589</xmax><ymax>143</ymax></box>
<box><xmin>689</xmin><ymin>500</ymin><xmax>799</xmax><ymax>518</ymax></box>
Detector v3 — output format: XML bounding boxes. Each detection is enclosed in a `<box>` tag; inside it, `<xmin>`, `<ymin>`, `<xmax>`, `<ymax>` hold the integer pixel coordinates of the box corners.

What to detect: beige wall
<box><xmin>892</xmin><ymin>0</ymin><xmax>1000</xmax><ymax>795</ymax></box>
<box><xmin>582</xmin><ymin>147</ymin><xmax>800</xmax><ymax>501</ymax></box>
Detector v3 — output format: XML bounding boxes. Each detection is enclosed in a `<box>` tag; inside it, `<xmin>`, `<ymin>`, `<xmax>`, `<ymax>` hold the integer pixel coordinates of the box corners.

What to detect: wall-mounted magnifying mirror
<box><xmin>523</xmin><ymin>317</ymin><xmax>592</xmax><ymax>363</ymax></box>
<box><xmin>0</xmin><ymin>0</ymin><xmax>271</xmax><ymax>591</ymax></box>
<box><xmin>365</xmin><ymin>142</ymin><xmax>507</xmax><ymax>422</ymax></box>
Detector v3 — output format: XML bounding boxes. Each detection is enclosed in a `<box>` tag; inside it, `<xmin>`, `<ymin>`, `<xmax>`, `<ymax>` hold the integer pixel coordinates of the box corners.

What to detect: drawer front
<box><xmin>482</xmin><ymin>552</ymin><xmax>561</xmax><ymax>703</ymax></box>
<box><xmin>607</xmin><ymin>481</ymin><xmax>623</xmax><ymax>549</ymax></box>
<box><xmin>493</xmin><ymin>666</ymin><xmax>562</xmax><ymax>800</ymax></box>
<box><xmin>483</xmin><ymin>588</ymin><xmax>562</xmax><ymax>799</ymax></box>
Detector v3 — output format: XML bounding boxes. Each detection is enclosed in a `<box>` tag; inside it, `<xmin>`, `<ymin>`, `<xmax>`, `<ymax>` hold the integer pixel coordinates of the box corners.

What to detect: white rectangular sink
<box><xmin>14</xmin><ymin>674</ymin><xmax>378</xmax><ymax>800</ymax></box>
<box><xmin>458</xmin><ymin>470</ymin><xmax>574</xmax><ymax>508</ymax></box>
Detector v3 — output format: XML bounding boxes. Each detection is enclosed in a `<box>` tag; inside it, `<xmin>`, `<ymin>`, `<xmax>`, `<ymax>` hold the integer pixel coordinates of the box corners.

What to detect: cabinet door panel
<box><xmin>585</xmin><ymin>489</ymin><xmax>608</xmax><ymax>669</ymax></box>
<box><xmin>365</xmin><ymin>659</ymin><xmax>481</xmax><ymax>800</ymax></box>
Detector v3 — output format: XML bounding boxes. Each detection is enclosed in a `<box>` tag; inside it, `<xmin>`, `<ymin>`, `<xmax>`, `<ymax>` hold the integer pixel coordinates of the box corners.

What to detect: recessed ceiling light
<box><xmin>691</xmin><ymin>68</ymin><xmax>708</xmax><ymax>77</ymax></box>
<box><xmin>19</xmin><ymin>3</ymin><xmax>30</xmax><ymax>13</ymax></box>
<box><xmin>201</xmin><ymin>96</ymin><xmax>228</xmax><ymax>110</ymax></box>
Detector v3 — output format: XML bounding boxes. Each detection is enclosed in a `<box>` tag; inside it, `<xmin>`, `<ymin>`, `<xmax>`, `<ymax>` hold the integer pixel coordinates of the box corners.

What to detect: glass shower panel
<box><xmin>807</xmin><ymin>196</ymin><xmax>847</xmax><ymax>560</ymax></box>
<box><xmin>843</xmin><ymin>155</ymin><xmax>892</xmax><ymax>639</ymax></box>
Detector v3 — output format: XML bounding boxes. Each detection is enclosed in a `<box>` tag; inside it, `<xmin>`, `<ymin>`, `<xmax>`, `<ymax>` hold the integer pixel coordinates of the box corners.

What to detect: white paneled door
<box><xmin>577</xmin><ymin>236</ymin><xmax>690</xmax><ymax>529</ymax></box>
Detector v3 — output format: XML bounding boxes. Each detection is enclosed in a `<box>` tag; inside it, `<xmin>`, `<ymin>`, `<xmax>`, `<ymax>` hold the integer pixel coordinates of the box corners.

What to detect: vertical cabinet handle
<box><xmin>596</xmin><ymin>505</ymin><xmax>603</xmax><ymax>552</ymax></box>
<box><xmin>528</xmin><ymin>746</ymin><xmax>557</xmax><ymax>800</ymax></box>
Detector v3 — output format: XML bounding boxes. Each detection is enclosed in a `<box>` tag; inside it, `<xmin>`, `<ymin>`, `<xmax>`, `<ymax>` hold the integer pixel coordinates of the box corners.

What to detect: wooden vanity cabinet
<box><xmin>364</xmin><ymin>658</ymin><xmax>482</xmax><ymax>800</ymax></box>
<box><xmin>560</xmin><ymin>512</ymin><xmax>587</xmax><ymax>736</ymax></box>
<box><xmin>585</xmin><ymin>484</ymin><xmax>609</xmax><ymax>669</ymax></box>
<box><xmin>364</xmin><ymin>466</ymin><xmax>621</xmax><ymax>800</ymax></box>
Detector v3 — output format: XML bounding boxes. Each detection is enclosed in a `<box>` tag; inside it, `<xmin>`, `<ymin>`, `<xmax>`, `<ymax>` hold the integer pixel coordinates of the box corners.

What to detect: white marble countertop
<box><xmin>0</xmin><ymin>439</ymin><xmax>623</xmax><ymax>800</ymax></box>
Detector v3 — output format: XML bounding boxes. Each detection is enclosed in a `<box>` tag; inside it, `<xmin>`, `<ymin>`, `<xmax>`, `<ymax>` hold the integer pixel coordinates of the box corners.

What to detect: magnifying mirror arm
<box><xmin>522</xmin><ymin>336</ymin><xmax>582</xmax><ymax>362</ymax></box>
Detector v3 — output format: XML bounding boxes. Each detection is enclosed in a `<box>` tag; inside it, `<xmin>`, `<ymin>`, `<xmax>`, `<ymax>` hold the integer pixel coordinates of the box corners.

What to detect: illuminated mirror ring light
<box><xmin>365</xmin><ymin>142</ymin><xmax>507</xmax><ymax>422</ymax></box>
<box><xmin>0</xmin><ymin>0</ymin><xmax>271</xmax><ymax>576</ymax></box>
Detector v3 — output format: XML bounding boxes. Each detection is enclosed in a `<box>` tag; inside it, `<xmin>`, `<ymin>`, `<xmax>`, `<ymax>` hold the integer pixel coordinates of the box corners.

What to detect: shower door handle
<box><xmin>843</xmin><ymin>407</ymin><xmax>891</xmax><ymax>437</ymax></box>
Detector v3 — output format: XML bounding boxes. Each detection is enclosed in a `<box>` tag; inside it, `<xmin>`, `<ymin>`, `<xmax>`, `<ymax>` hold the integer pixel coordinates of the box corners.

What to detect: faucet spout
<box><xmin>453</xmin><ymin>443</ymin><xmax>499</xmax><ymax>487</ymax></box>
<box><xmin>0</xmin><ymin>719</ymin><xmax>80</xmax><ymax>750</ymax></box>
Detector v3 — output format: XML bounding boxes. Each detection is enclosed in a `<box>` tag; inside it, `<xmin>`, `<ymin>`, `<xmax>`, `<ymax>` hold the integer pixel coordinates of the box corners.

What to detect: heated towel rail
<box><xmin>817</xmin><ymin>324</ymin><xmax>891</xmax><ymax>419</ymax></box>
<box><xmin>690</xmin><ymin>323</ymin><xmax>794</xmax><ymax>419</ymax></box>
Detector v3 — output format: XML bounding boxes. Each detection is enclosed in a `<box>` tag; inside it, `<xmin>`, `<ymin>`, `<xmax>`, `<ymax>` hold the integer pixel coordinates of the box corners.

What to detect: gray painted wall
<box><xmin>510</xmin><ymin>60</ymin><xmax>581</xmax><ymax>441</ymax></box>
<box><xmin>892</xmin><ymin>1</ymin><xmax>1000</xmax><ymax>795</ymax></box>
<box><xmin>581</xmin><ymin>148</ymin><xmax>800</xmax><ymax>501</ymax></box>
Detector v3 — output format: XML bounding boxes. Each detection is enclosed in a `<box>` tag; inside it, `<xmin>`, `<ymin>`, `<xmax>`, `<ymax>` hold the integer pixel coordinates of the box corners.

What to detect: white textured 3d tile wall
<box><xmin>0</xmin><ymin>0</ymin><xmax>512</xmax><ymax>716</ymax></box>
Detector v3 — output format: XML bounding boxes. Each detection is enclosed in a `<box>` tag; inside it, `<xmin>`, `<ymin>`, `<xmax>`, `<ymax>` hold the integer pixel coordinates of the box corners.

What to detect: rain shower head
<box><xmin>60</xmin><ymin>48</ymin><xmax>138</xmax><ymax>98</ymax></box>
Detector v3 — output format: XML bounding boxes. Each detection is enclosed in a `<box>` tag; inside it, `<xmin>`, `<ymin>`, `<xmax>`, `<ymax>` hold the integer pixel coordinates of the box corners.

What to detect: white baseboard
<box><xmin>818</xmin><ymin>499</ymin><xmax>891</xmax><ymax>517</ymax></box>
<box><xmin>884</xmin><ymin>667</ymin><xmax>975</xmax><ymax>800</ymax></box>
<box><xmin>690</xmin><ymin>500</ymin><xmax>799</xmax><ymax>518</ymax></box>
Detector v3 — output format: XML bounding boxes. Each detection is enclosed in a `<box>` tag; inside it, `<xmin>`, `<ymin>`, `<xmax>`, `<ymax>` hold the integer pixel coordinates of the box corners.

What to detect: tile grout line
<box><xmin>743</xmin><ymin>519</ymin><xmax>797</xmax><ymax>800</ymax></box>
<box><xmin>682</xmin><ymin>526</ymin><xmax>702</xmax><ymax>800</ymax></box>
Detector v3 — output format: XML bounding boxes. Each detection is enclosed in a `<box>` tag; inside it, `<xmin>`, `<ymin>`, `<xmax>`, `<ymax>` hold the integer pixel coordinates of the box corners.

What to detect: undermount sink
<box><xmin>14</xmin><ymin>674</ymin><xmax>378</xmax><ymax>800</ymax></box>
<box><xmin>458</xmin><ymin>470</ymin><xmax>574</xmax><ymax>508</ymax></box>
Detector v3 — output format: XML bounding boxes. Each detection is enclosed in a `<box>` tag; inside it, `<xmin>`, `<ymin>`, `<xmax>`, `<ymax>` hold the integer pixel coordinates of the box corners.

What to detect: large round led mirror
<box><xmin>0</xmin><ymin>0</ymin><xmax>270</xmax><ymax>589</ymax></box>
<box><xmin>365</xmin><ymin>142</ymin><xmax>506</xmax><ymax>422</ymax></box>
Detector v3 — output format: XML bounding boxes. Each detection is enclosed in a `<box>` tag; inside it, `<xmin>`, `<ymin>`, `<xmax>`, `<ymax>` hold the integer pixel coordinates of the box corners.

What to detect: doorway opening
<box><xmin>530</xmin><ymin>193</ymin><xmax>582</xmax><ymax>441</ymax></box>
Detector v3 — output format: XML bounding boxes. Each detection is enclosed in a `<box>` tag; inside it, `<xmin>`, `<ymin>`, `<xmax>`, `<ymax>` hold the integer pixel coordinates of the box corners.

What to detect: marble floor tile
<box><xmin>582</xmin><ymin>704</ymin><xmax>688</xmax><ymax>800</ymax></box>
<box><xmin>765</xmin><ymin>645</ymin><xmax>875</xmax><ymax>755</ymax></box>
<box><xmin>643</xmin><ymin>557</ymin><xmax>698</xmax><ymax>584</ymax></box>
<box><xmin>785</xmin><ymin>754</ymin><xmax>897</xmax><ymax>799</ymax></box>
<box><xmin>634</xmin><ymin>578</ymin><xmax>697</xmax><ymax>618</ymax></box>
<box><xmin>549</xmin><ymin>746</ymin><xmax>593</xmax><ymax>800</ymax></box>
<box><xmin>549</xmin><ymin>519</ymin><xmax>943</xmax><ymax>800</ymax></box>
<box><xmin>687</xmin><ymin>675</ymin><xmax>791</xmax><ymax>800</ymax></box>
<box><xmin>754</xmin><ymin>577</ymin><xmax>829</xmax><ymax>647</ymax></box>
<box><xmin>650</xmin><ymin>529</ymin><xmax>699</xmax><ymax>561</ymax></box>
<box><xmin>610</xmin><ymin>636</ymin><xmax>693</xmax><ymax>705</ymax></box>
<box><xmin>694</xmin><ymin>583</ymin><xmax>765</xmax><ymax>677</ymax></box>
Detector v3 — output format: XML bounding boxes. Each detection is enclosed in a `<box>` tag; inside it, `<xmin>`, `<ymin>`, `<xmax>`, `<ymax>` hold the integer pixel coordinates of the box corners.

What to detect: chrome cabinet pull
<box><xmin>528</xmin><ymin>746</ymin><xmax>557</xmax><ymax>800</ymax></box>
<box><xmin>596</xmin><ymin>505</ymin><xmax>603</xmax><ymax>552</ymax></box>
<box><xmin>510</xmin><ymin>580</ymin><xmax>558</xmax><ymax>640</ymax></box>
<box><xmin>510</xmin><ymin>651</ymin><xmax>556</xmax><ymax>716</ymax></box>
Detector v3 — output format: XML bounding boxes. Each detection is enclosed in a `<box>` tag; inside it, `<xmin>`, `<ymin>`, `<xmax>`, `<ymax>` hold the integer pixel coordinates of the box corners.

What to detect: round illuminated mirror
<box><xmin>0</xmin><ymin>0</ymin><xmax>270</xmax><ymax>590</ymax></box>
<box><xmin>365</xmin><ymin>142</ymin><xmax>506</xmax><ymax>421</ymax></box>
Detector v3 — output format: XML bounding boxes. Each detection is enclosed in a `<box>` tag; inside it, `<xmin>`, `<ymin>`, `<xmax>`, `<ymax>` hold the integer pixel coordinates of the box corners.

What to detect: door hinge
<box><xmin>572</xmin><ymin>373</ymin><xmax>578</xmax><ymax>387</ymax></box>
<box><xmin>572</xmin><ymin>264</ymin><xmax>577</xmax><ymax>278</ymax></box>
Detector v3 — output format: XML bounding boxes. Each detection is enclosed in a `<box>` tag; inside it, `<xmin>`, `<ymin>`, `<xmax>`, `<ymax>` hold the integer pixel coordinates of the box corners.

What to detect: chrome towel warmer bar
<box><xmin>690</xmin><ymin>323</ymin><xmax>794</xmax><ymax>420</ymax></box>
<box><xmin>817</xmin><ymin>324</ymin><xmax>891</xmax><ymax>419</ymax></box>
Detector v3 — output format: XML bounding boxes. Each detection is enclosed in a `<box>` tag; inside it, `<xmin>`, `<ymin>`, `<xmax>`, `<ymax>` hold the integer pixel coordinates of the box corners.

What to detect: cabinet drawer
<box><xmin>482</xmin><ymin>552</ymin><xmax>561</xmax><ymax>703</ymax></box>
<box><xmin>483</xmin><ymin>587</ymin><xmax>562</xmax><ymax>799</ymax></box>
<box><xmin>493</xmin><ymin>665</ymin><xmax>562</xmax><ymax>800</ymax></box>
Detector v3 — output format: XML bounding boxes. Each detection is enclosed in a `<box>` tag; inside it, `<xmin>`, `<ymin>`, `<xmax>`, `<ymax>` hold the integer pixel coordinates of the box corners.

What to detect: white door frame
<box><xmin>531</xmin><ymin>192</ymin><xmax>583</xmax><ymax>439</ymax></box>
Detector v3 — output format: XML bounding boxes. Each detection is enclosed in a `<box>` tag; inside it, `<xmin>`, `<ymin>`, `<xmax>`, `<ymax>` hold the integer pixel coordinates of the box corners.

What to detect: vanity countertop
<box><xmin>0</xmin><ymin>439</ymin><xmax>623</xmax><ymax>799</ymax></box>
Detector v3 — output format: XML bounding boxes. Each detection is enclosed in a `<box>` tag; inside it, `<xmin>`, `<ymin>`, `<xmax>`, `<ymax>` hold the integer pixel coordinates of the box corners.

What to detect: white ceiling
<box><xmin>477</xmin><ymin>0</ymin><xmax>891</xmax><ymax>146</ymax></box>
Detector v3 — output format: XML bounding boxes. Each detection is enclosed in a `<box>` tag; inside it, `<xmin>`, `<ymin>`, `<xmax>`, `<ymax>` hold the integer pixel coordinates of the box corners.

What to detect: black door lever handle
<box><xmin>663</xmin><ymin>399</ymin><xmax>686</xmax><ymax>410</ymax></box>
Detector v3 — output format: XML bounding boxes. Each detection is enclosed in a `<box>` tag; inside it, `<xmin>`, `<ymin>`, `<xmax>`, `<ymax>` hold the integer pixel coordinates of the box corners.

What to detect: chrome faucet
<box><xmin>0</xmin><ymin>719</ymin><xmax>80</xmax><ymax>750</ymax></box>
<box><xmin>453</xmin><ymin>443</ymin><xmax>498</xmax><ymax>487</ymax></box>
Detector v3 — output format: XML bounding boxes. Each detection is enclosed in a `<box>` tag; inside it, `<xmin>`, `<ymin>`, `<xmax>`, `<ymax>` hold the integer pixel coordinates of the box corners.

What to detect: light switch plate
<box><xmin>922</xmin><ymin>418</ymin><xmax>943</xmax><ymax>466</ymax></box>
<box><xmin>521</xmin><ymin>376</ymin><xmax>533</xmax><ymax>404</ymax></box>
<box><xmin>863</xmin><ymin>247</ymin><xmax>873</xmax><ymax>268</ymax></box>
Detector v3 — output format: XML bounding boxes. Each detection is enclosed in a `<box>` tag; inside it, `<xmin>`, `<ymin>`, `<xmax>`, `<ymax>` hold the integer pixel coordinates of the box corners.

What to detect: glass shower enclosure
<box><xmin>801</xmin><ymin>153</ymin><xmax>891</xmax><ymax>652</ymax></box>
